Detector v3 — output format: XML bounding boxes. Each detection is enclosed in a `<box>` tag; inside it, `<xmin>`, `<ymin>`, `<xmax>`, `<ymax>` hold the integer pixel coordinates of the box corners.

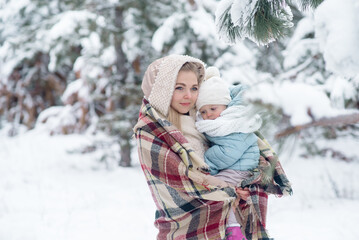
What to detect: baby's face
<box><xmin>199</xmin><ymin>104</ymin><xmax>227</xmax><ymax>120</ymax></box>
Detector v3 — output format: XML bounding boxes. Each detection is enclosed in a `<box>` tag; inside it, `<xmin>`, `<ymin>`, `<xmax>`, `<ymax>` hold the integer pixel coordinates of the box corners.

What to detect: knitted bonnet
<box><xmin>141</xmin><ymin>55</ymin><xmax>205</xmax><ymax>116</ymax></box>
<box><xmin>196</xmin><ymin>66</ymin><xmax>231</xmax><ymax>111</ymax></box>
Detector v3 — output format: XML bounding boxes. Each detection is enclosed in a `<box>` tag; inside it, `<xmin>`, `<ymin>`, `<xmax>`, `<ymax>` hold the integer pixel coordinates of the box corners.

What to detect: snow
<box><xmin>215</xmin><ymin>0</ymin><xmax>293</xmax><ymax>45</ymax></box>
<box><xmin>36</xmin><ymin>105</ymin><xmax>77</xmax><ymax>133</ymax></box>
<box><xmin>324</xmin><ymin>75</ymin><xmax>357</xmax><ymax>109</ymax></box>
<box><xmin>230</xmin><ymin>0</ymin><xmax>257</xmax><ymax>27</ymax></box>
<box><xmin>245</xmin><ymin>81</ymin><xmax>355</xmax><ymax>126</ymax></box>
<box><xmin>285</xmin><ymin>16</ymin><xmax>315</xmax><ymax>53</ymax></box>
<box><xmin>49</xmin><ymin>11</ymin><xmax>95</xmax><ymax>41</ymax></box>
<box><xmin>215</xmin><ymin>0</ymin><xmax>234</xmax><ymax>24</ymax></box>
<box><xmin>0</xmin><ymin>130</ymin><xmax>156</xmax><ymax>240</ymax></box>
<box><xmin>189</xmin><ymin>8</ymin><xmax>217</xmax><ymax>40</ymax></box>
<box><xmin>73</xmin><ymin>57</ymin><xmax>85</xmax><ymax>73</ymax></box>
<box><xmin>1</xmin><ymin>128</ymin><xmax>359</xmax><ymax>240</ymax></box>
<box><xmin>100</xmin><ymin>46</ymin><xmax>117</xmax><ymax>67</ymax></box>
<box><xmin>152</xmin><ymin>13</ymin><xmax>184</xmax><ymax>52</ymax></box>
<box><xmin>213</xmin><ymin>44</ymin><xmax>258</xmax><ymax>86</ymax></box>
<box><xmin>81</xmin><ymin>32</ymin><xmax>102</xmax><ymax>56</ymax></box>
<box><xmin>0</xmin><ymin>0</ymin><xmax>30</xmax><ymax>21</ymax></box>
<box><xmin>62</xmin><ymin>80</ymin><xmax>84</xmax><ymax>103</ymax></box>
<box><xmin>314</xmin><ymin>0</ymin><xmax>359</xmax><ymax>77</ymax></box>
<box><xmin>283</xmin><ymin>38</ymin><xmax>319</xmax><ymax>70</ymax></box>
<box><xmin>215</xmin><ymin>0</ymin><xmax>237</xmax><ymax>45</ymax></box>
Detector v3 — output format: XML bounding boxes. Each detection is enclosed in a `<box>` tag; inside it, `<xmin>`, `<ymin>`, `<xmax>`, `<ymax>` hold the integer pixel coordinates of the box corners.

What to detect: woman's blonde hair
<box><xmin>168</xmin><ymin>62</ymin><xmax>203</xmax><ymax>131</ymax></box>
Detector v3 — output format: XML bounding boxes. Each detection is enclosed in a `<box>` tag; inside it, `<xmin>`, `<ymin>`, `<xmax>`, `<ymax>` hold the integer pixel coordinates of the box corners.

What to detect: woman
<box><xmin>133</xmin><ymin>55</ymin><xmax>247</xmax><ymax>239</ymax></box>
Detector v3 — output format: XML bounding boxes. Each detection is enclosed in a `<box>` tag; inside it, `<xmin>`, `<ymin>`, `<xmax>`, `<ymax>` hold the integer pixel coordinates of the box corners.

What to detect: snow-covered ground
<box><xmin>1</xmin><ymin>129</ymin><xmax>359</xmax><ymax>240</ymax></box>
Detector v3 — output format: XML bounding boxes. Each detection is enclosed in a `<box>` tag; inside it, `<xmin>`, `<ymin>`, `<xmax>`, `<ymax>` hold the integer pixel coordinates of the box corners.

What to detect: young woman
<box><xmin>133</xmin><ymin>55</ymin><xmax>248</xmax><ymax>239</ymax></box>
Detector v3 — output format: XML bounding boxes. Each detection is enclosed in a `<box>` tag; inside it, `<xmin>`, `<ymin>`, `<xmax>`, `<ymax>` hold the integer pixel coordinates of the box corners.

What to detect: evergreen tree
<box><xmin>276</xmin><ymin>4</ymin><xmax>359</xmax><ymax>159</ymax></box>
<box><xmin>2</xmin><ymin>0</ymin><xmax>238</xmax><ymax>166</ymax></box>
<box><xmin>152</xmin><ymin>0</ymin><xmax>232</xmax><ymax>65</ymax></box>
<box><xmin>0</xmin><ymin>0</ymin><xmax>87</xmax><ymax>134</ymax></box>
<box><xmin>0</xmin><ymin>0</ymin><xmax>162</xmax><ymax>165</ymax></box>
<box><xmin>229</xmin><ymin>1</ymin><xmax>359</xmax><ymax>160</ymax></box>
<box><xmin>215</xmin><ymin>0</ymin><xmax>324</xmax><ymax>45</ymax></box>
<box><xmin>87</xmin><ymin>0</ymin><xmax>169</xmax><ymax>167</ymax></box>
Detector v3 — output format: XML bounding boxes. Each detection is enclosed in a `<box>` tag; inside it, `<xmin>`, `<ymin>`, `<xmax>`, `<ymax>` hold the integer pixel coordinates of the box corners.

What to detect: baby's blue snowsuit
<box><xmin>204</xmin><ymin>85</ymin><xmax>260</xmax><ymax>175</ymax></box>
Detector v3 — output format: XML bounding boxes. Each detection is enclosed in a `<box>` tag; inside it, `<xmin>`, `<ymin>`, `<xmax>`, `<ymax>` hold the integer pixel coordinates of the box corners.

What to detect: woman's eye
<box><xmin>191</xmin><ymin>87</ymin><xmax>198</xmax><ymax>91</ymax></box>
<box><xmin>210</xmin><ymin>108</ymin><xmax>216</xmax><ymax>111</ymax></box>
<box><xmin>175</xmin><ymin>86</ymin><xmax>183</xmax><ymax>90</ymax></box>
<box><xmin>200</xmin><ymin>111</ymin><xmax>206</xmax><ymax>114</ymax></box>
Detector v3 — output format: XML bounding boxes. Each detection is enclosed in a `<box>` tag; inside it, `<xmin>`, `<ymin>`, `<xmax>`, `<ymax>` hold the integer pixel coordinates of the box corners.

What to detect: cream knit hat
<box><xmin>141</xmin><ymin>55</ymin><xmax>205</xmax><ymax>116</ymax></box>
<box><xmin>196</xmin><ymin>66</ymin><xmax>231</xmax><ymax>111</ymax></box>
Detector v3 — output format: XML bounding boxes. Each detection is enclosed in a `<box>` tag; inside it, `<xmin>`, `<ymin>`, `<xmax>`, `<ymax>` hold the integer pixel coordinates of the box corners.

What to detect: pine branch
<box><xmin>275</xmin><ymin>112</ymin><xmax>359</xmax><ymax>138</ymax></box>
<box><xmin>249</xmin><ymin>1</ymin><xmax>293</xmax><ymax>44</ymax></box>
<box><xmin>296</xmin><ymin>0</ymin><xmax>324</xmax><ymax>10</ymax></box>
<box><xmin>217</xmin><ymin>6</ymin><xmax>242</xmax><ymax>44</ymax></box>
<box><xmin>216</xmin><ymin>0</ymin><xmax>293</xmax><ymax>45</ymax></box>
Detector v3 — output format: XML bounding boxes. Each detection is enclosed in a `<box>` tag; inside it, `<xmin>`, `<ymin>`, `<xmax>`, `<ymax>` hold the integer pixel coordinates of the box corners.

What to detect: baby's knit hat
<box><xmin>196</xmin><ymin>66</ymin><xmax>231</xmax><ymax>111</ymax></box>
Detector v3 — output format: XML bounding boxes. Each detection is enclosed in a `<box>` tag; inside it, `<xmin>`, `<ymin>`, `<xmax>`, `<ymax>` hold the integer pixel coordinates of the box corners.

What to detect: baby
<box><xmin>195</xmin><ymin>67</ymin><xmax>262</xmax><ymax>239</ymax></box>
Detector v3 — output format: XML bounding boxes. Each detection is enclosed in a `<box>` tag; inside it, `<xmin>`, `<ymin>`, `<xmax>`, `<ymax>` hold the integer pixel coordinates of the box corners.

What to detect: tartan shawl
<box><xmin>134</xmin><ymin>98</ymin><xmax>238</xmax><ymax>240</ymax></box>
<box><xmin>235</xmin><ymin>131</ymin><xmax>293</xmax><ymax>240</ymax></box>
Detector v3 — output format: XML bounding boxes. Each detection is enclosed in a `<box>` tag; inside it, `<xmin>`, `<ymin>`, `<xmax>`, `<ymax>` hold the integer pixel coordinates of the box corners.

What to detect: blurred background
<box><xmin>0</xmin><ymin>0</ymin><xmax>358</xmax><ymax>239</ymax></box>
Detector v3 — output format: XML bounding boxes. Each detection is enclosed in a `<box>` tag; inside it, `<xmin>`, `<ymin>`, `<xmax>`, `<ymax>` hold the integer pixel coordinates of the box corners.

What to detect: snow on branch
<box><xmin>215</xmin><ymin>0</ymin><xmax>293</xmax><ymax>45</ymax></box>
<box><xmin>245</xmin><ymin>80</ymin><xmax>359</xmax><ymax>138</ymax></box>
<box><xmin>275</xmin><ymin>112</ymin><xmax>359</xmax><ymax>138</ymax></box>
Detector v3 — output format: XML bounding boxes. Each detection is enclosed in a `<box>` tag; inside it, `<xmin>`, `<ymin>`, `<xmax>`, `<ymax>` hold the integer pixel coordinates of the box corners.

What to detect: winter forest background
<box><xmin>1</xmin><ymin>0</ymin><xmax>359</xmax><ymax>239</ymax></box>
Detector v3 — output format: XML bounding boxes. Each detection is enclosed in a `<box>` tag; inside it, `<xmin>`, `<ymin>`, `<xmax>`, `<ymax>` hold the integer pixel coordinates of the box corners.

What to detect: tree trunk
<box><xmin>114</xmin><ymin>6</ymin><xmax>128</xmax><ymax>81</ymax></box>
<box><xmin>114</xmin><ymin>6</ymin><xmax>132</xmax><ymax>167</ymax></box>
<box><xmin>119</xmin><ymin>139</ymin><xmax>131</xmax><ymax>167</ymax></box>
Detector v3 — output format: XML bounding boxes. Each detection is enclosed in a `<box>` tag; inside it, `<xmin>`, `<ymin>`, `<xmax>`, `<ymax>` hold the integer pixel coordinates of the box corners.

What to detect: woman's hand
<box><xmin>233</xmin><ymin>187</ymin><xmax>250</xmax><ymax>210</ymax></box>
<box><xmin>236</xmin><ymin>187</ymin><xmax>250</xmax><ymax>201</ymax></box>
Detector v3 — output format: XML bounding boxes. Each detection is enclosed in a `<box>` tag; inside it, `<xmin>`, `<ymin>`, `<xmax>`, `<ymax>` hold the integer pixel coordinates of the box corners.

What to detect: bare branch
<box><xmin>275</xmin><ymin>112</ymin><xmax>359</xmax><ymax>139</ymax></box>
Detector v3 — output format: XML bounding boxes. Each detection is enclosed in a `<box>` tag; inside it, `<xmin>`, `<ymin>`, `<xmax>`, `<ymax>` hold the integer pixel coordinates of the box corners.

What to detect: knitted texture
<box><xmin>205</xmin><ymin>66</ymin><xmax>220</xmax><ymax>80</ymax></box>
<box><xmin>196</xmin><ymin>105</ymin><xmax>262</xmax><ymax>137</ymax></box>
<box><xmin>180</xmin><ymin>114</ymin><xmax>208</xmax><ymax>167</ymax></box>
<box><xmin>196</xmin><ymin>83</ymin><xmax>262</xmax><ymax>136</ymax></box>
<box><xmin>196</xmin><ymin>76</ymin><xmax>231</xmax><ymax>111</ymax></box>
<box><xmin>196</xmin><ymin>66</ymin><xmax>231</xmax><ymax>111</ymax></box>
<box><xmin>142</xmin><ymin>54</ymin><xmax>205</xmax><ymax>116</ymax></box>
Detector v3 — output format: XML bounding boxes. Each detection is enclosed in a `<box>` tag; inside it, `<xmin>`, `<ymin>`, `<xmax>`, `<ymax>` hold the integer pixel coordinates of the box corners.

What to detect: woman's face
<box><xmin>170</xmin><ymin>70</ymin><xmax>199</xmax><ymax>114</ymax></box>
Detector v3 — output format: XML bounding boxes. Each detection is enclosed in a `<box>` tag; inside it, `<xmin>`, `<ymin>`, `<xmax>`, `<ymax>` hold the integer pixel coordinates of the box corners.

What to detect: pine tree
<box><xmin>151</xmin><ymin>0</ymin><xmax>232</xmax><ymax>65</ymax></box>
<box><xmin>91</xmin><ymin>0</ymin><xmax>165</xmax><ymax>167</ymax></box>
<box><xmin>236</xmin><ymin>2</ymin><xmax>359</xmax><ymax>161</ymax></box>
<box><xmin>215</xmin><ymin>0</ymin><xmax>324</xmax><ymax>45</ymax></box>
<box><xmin>0</xmin><ymin>0</ymin><xmax>85</xmax><ymax>134</ymax></box>
<box><xmin>0</xmin><ymin>0</ymin><xmax>194</xmax><ymax>166</ymax></box>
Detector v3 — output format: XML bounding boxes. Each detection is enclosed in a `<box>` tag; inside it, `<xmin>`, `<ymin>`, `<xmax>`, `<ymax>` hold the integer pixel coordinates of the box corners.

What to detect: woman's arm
<box><xmin>137</xmin><ymin>129</ymin><xmax>237</xmax><ymax>201</ymax></box>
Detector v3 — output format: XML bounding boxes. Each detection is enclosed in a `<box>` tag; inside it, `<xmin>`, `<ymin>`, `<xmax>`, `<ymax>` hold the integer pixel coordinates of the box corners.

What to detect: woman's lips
<box><xmin>180</xmin><ymin>103</ymin><xmax>191</xmax><ymax>106</ymax></box>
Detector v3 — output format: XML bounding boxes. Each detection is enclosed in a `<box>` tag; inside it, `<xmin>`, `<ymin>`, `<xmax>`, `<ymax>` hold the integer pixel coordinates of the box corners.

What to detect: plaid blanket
<box><xmin>134</xmin><ymin>99</ymin><xmax>238</xmax><ymax>240</ymax></box>
<box><xmin>235</xmin><ymin>131</ymin><xmax>293</xmax><ymax>240</ymax></box>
